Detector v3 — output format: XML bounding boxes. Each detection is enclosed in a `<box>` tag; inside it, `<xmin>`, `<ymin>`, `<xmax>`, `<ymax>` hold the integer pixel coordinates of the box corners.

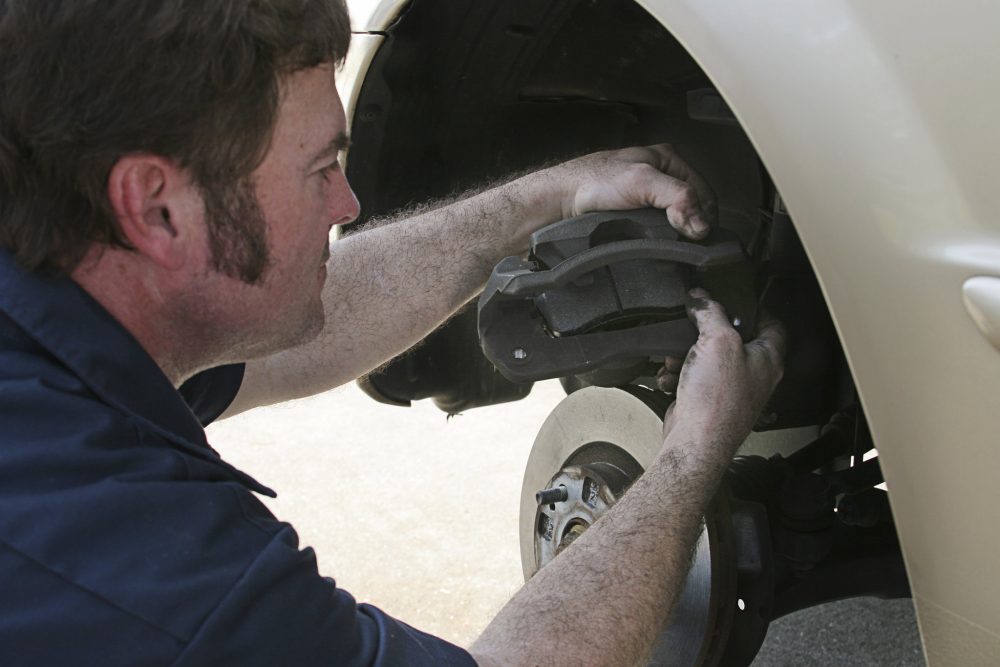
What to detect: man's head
<box><xmin>0</xmin><ymin>0</ymin><xmax>351</xmax><ymax>279</ymax></box>
<box><xmin>0</xmin><ymin>0</ymin><xmax>362</xmax><ymax>380</ymax></box>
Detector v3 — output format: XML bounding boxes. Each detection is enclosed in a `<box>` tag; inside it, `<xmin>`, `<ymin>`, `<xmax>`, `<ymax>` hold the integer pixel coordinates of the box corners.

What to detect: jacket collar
<box><xmin>0</xmin><ymin>249</ymin><xmax>274</xmax><ymax>497</ymax></box>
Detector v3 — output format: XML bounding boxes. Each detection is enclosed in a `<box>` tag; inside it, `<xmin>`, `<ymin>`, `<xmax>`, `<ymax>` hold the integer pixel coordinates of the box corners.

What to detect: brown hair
<box><xmin>0</xmin><ymin>0</ymin><xmax>351</xmax><ymax>275</ymax></box>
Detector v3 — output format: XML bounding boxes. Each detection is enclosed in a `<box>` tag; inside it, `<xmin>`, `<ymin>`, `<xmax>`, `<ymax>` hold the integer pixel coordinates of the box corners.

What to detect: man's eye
<box><xmin>318</xmin><ymin>162</ymin><xmax>340</xmax><ymax>182</ymax></box>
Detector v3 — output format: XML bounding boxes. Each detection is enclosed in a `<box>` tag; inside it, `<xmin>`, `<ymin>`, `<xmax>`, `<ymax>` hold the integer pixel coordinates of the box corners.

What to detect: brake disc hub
<box><xmin>534</xmin><ymin>462</ymin><xmax>634</xmax><ymax>565</ymax></box>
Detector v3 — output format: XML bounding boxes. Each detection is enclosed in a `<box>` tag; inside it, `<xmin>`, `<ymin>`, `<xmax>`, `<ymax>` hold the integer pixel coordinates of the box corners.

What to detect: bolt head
<box><xmin>512</xmin><ymin>348</ymin><xmax>528</xmax><ymax>360</ymax></box>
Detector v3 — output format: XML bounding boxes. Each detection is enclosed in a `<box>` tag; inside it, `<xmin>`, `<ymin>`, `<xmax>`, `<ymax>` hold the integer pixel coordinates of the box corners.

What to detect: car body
<box><xmin>336</xmin><ymin>1</ymin><xmax>1000</xmax><ymax>663</ymax></box>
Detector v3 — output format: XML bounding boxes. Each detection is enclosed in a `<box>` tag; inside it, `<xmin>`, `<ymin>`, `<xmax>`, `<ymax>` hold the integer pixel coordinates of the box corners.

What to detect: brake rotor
<box><xmin>520</xmin><ymin>386</ymin><xmax>738</xmax><ymax>666</ymax></box>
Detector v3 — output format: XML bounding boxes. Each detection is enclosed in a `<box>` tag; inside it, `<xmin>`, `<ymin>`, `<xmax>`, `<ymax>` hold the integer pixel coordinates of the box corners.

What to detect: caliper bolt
<box><xmin>512</xmin><ymin>348</ymin><xmax>528</xmax><ymax>360</ymax></box>
<box><xmin>536</xmin><ymin>486</ymin><xmax>569</xmax><ymax>505</ymax></box>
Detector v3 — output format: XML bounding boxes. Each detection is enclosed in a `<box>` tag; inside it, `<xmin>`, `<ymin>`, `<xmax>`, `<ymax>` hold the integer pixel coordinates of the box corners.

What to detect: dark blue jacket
<box><xmin>0</xmin><ymin>249</ymin><xmax>475</xmax><ymax>666</ymax></box>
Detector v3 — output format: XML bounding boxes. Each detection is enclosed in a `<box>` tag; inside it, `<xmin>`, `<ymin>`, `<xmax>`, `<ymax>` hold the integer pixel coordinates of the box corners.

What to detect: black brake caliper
<box><xmin>478</xmin><ymin>208</ymin><xmax>758</xmax><ymax>386</ymax></box>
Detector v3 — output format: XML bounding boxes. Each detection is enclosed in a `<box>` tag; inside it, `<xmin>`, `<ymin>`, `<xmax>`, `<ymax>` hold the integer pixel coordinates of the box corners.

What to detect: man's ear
<box><xmin>106</xmin><ymin>155</ymin><xmax>200</xmax><ymax>271</ymax></box>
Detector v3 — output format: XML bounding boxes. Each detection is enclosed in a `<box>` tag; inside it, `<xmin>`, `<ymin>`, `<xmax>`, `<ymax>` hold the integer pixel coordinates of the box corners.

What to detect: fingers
<box><xmin>655</xmin><ymin>367</ymin><xmax>676</xmax><ymax>393</ymax></box>
<box><xmin>686</xmin><ymin>288</ymin><xmax>736</xmax><ymax>340</ymax></box>
<box><xmin>644</xmin><ymin>144</ymin><xmax>717</xmax><ymax>225</ymax></box>
<box><xmin>686</xmin><ymin>292</ymin><xmax>787</xmax><ymax>384</ymax></box>
<box><xmin>750</xmin><ymin>312</ymin><xmax>788</xmax><ymax>363</ymax></box>
<box><xmin>655</xmin><ymin>359</ymin><xmax>682</xmax><ymax>393</ymax></box>
<box><xmin>643</xmin><ymin>144</ymin><xmax>716</xmax><ymax>238</ymax></box>
<box><xmin>745</xmin><ymin>312</ymin><xmax>788</xmax><ymax>388</ymax></box>
<box><xmin>620</xmin><ymin>144</ymin><xmax>715</xmax><ymax>240</ymax></box>
<box><xmin>567</xmin><ymin>143</ymin><xmax>715</xmax><ymax>240</ymax></box>
<box><xmin>665</xmin><ymin>194</ymin><xmax>711</xmax><ymax>240</ymax></box>
<box><xmin>631</xmin><ymin>167</ymin><xmax>710</xmax><ymax>240</ymax></box>
<box><xmin>663</xmin><ymin>356</ymin><xmax>685</xmax><ymax>374</ymax></box>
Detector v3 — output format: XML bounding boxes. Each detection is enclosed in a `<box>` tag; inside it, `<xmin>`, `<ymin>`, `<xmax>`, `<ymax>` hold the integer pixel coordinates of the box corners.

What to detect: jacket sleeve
<box><xmin>170</xmin><ymin>523</ymin><xmax>477</xmax><ymax>667</ymax></box>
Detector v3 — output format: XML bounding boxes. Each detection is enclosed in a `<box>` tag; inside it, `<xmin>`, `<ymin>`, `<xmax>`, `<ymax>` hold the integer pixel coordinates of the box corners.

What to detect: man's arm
<box><xmin>222</xmin><ymin>144</ymin><xmax>715</xmax><ymax>415</ymax></box>
<box><xmin>471</xmin><ymin>294</ymin><xmax>786</xmax><ymax>667</ymax></box>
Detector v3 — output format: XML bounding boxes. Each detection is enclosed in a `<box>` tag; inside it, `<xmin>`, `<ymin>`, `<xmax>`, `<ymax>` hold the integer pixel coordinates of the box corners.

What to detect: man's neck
<box><xmin>71</xmin><ymin>248</ymin><xmax>198</xmax><ymax>387</ymax></box>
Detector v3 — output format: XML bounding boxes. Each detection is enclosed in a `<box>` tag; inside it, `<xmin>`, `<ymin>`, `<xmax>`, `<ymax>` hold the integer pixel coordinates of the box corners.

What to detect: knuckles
<box><xmin>623</xmin><ymin>161</ymin><xmax>658</xmax><ymax>184</ymax></box>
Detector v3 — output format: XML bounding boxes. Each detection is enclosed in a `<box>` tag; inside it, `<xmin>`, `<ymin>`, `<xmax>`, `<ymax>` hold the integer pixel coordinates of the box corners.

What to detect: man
<box><xmin>0</xmin><ymin>1</ymin><xmax>784</xmax><ymax>665</ymax></box>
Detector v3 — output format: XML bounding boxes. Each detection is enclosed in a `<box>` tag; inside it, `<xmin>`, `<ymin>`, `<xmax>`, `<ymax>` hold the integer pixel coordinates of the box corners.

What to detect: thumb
<box><xmin>687</xmin><ymin>288</ymin><xmax>733</xmax><ymax>337</ymax></box>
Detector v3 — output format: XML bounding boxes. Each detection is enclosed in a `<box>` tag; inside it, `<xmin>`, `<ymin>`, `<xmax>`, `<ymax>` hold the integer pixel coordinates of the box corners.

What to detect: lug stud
<box><xmin>536</xmin><ymin>486</ymin><xmax>568</xmax><ymax>505</ymax></box>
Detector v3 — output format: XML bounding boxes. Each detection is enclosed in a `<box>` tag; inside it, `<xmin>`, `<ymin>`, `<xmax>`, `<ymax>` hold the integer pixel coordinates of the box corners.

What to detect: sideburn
<box><xmin>201</xmin><ymin>177</ymin><xmax>271</xmax><ymax>284</ymax></box>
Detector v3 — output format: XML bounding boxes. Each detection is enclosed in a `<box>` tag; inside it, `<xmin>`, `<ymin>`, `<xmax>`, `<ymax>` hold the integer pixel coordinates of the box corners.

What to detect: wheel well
<box><xmin>348</xmin><ymin>0</ymin><xmax>851</xmax><ymax>429</ymax></box>
<box><xmin>347</xmin><ymin>6</ymin><xmax>912</xmax><ymax>658</ymax></box>
<box><xmin>349</xmin><ymin>0</ymin><xmax>760</xmax><ymax>223</ymax></box>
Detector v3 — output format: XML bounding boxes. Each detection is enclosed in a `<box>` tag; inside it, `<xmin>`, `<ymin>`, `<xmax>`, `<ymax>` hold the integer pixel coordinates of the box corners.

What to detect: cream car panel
<box><xmin>342</xmin><ymin>0</ymin><xmax>1000</xmax><ymax>661</ymax></box>
<box><xmin>336</xmin><ymin>32</ymin><xmax>384</xmax><ymax>143</ymax></box>
<box><xmin>345</xmin><ymin>0</ymin><xmax>407</xmax><ymax>33</ymax></box>
<box><xmin>963</xmin><ymin>277</ymin><xmax>1000</xmax><ymax>352</ymax></box>
<box><xmin>634</xmin><ymin>0</ymin><xmax>1000</xmax><ymax>662</ymax></box>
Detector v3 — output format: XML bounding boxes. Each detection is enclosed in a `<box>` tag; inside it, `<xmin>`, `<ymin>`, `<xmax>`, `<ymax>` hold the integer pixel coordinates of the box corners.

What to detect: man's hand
<box><xmin>548</xmin><ymin>143</ymin><xmax>717</xmax><ymax>240</ymax></box>
<box><xmin>657</xmin><ymin>288</ymin><xmax>787</xmax><ymax>451</ymax></box>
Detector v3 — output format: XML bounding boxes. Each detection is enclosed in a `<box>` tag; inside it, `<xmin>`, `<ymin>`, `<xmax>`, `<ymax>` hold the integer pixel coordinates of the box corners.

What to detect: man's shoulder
<box><xmin>0</xmin><ymin>421</ymin><xmax>289</xmax><ymax>660</ymax></box>
<box><xmin>0</xmin><ymin>309</ymin><xmax>125</xmax><ymax>442</ymax></box>
<box><xmin>0</xmin><ymin>308</ymin><xmax>85</xmax><ymax>387</ymax></box>
<box><xmin>0</xmin><ymin>316</ymin><xmax>476</xmax><ymax>667</ymax></box>
<box><xmin>0</xmin><ymin>319</ymin><xmax>284</xmax><ymax>648</ymax></box>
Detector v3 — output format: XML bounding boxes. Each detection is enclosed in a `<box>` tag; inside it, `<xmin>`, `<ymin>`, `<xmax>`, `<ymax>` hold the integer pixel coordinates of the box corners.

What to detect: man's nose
<box><xmin>329</xmin><ymin>170</ymin><xmax>360</xmax><ymax>226</ymax></box>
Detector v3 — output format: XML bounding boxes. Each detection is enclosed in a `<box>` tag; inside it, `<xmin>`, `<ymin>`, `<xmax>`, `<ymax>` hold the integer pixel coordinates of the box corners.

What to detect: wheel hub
<box><xmin>534</xmin><ymin>462</ymin><xmax>634</xmax><ymax>564</ymax></box>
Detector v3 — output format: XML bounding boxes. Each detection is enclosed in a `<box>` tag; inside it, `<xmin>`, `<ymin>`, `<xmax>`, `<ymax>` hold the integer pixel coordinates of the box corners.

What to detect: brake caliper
<box><xmin>478</xmin><ymin>208</ymin><xmax>758</xmax><ymax>386</ymax></box>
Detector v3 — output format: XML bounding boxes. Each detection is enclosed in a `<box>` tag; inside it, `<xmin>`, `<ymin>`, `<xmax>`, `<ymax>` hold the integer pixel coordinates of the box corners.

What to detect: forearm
<box><xmin>230</xmin><ymin>169</ymin><xmax>568</xmax><ymax>411</ymax></box>
<box><xmin>471</xmin><ymin>426</ymin><xmax>737</xmax><ymax>667</ymax></box>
